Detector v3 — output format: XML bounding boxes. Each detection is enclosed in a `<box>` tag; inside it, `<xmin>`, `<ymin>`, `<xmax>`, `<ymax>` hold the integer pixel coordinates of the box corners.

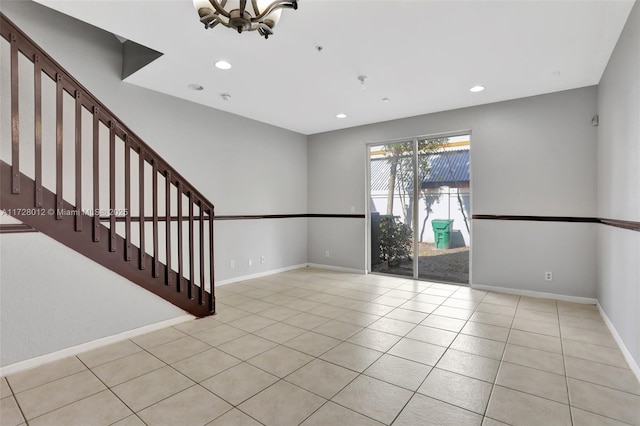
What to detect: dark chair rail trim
<box><xmin>215</xmin><ymin>213</ymin><xmax>366</xmax><ymax>220</ymax></box>
<box><xmin>472</xmin><ymin>215</ymin><xmax>640</xmax><ymax>232</ymax></box>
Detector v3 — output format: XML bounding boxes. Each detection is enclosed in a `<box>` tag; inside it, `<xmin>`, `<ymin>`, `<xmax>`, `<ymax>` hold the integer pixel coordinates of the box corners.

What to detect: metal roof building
<box><xmin>370</xmin><ymin>149</ymin><xmax>470</xmax><ymax>192</ymax></box>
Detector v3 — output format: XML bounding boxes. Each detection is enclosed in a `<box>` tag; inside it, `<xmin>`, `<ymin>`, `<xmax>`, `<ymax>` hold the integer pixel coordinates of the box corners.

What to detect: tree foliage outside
<box><xmin>419</xmin><ymin>188</ymin><xmax>442</xmax><ymax>242</ymax></box>
<box><xmin>383</xmin><ymin>138</ymin><xmax>449</xmax><ymax>235</ymax></box>
<box><xmin>379</xmin><ymin>215</ymin><xmax>413</xmax><ymax>266</ymax></box>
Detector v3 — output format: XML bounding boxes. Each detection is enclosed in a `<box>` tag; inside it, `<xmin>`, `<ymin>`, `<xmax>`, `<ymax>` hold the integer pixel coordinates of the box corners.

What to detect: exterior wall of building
<box><xmin>370</xmin><ymin>187</ymin><xmax>471</xmax><ymax>246</ymax></box>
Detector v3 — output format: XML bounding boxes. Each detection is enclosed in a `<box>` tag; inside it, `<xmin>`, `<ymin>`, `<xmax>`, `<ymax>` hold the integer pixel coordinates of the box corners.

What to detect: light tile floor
<box><xmin>2</xmin><ymin>268</ymin><xmax>639</xmax><ymax>426</ymax></box>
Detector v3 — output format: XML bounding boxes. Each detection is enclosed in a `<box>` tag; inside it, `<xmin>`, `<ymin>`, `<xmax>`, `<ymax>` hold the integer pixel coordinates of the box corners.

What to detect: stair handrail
<box><xmin>1</xmin><ymin>12</ymin><xmax>215</xmax><ymax>316</ymax></box>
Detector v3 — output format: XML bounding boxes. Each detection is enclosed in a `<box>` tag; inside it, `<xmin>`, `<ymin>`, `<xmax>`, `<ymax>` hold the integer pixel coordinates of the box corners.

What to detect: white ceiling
<box><xmin>34</xmin><ymin>0</ymin><xmax>635</xmax><ymax>135</ymax></box>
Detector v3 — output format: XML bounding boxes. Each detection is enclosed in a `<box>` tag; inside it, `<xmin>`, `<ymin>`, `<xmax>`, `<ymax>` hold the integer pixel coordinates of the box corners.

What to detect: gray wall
<box><xmin>0</xmin><ymin>233</ymin><xmax>186</xmax><ymax>366</ymax></box>
<box><xmin>597</xmin><ymin>1</ymin><xmax>640</xmax><ymax>367</ymax></box>
<box><xmin>308</xmin><ymin>87</ymin><xmax>598</xmax><ymax>299</ymax></box>
<box><xmin>0</xmin><ymin>1</ymin><xmax>308</xmax><ymax>366</ymax></box>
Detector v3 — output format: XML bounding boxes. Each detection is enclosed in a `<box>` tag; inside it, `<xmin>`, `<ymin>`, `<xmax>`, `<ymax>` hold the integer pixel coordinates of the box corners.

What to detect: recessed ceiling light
<box><xmin>470</xmin><ymin>85</ymin><xmax>485</xmax><ymax>93</ymax></box>
<box><xmin>220</xmin><ymin>93</ymin><xmax>231</xmax><ymax>101</ymax></box>
<box><xmin>215</xmin><ymin>60</ymin><xmax>232</xmax><ymax>70</ymax></box>
<box><xmin>382</xmin><ymin>97</ymin><xmax>390</xmax><ymax>103</ymax></box>
<box><xmin>336</xmin><ymin>113</ymin><xmax>347</xmax><ymax>119</ymax></box>
<box><xmin>188</xmin><ymin>84</ymin><xmax>204</xmax><ymax>91</ymax></box>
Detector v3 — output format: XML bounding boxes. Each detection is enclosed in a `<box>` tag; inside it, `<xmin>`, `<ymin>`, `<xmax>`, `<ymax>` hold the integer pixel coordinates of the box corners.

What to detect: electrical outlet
<box><xmin>229</xmin><ymin>260</ymin><xmax>235</xmax><ymax>269</ymax></box>
<box><xmin>324</xmin><ymin>250</ymin><xmax>330</xmax><ymax>258</ymax></box>
<box><xmin>545</xmin><ymin>271</ymin><xmax>553</xmax><ymax>281</ymax></box>
<box><xmin>248</xmin><ymin>258</ymin><xmax>253</xmax><ymax>267</ymax></box>
<box><xmin>260</xmin><ymin>256</ymin><xmax>265</xmax><ymax>264</ymax></box>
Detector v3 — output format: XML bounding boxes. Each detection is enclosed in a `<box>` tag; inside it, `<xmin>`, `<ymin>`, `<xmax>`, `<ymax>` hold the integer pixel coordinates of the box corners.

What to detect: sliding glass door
<box><xmin>368</xmin><ymin>134</ymin><xmax>470</xmax><ymax>284</ymax></box>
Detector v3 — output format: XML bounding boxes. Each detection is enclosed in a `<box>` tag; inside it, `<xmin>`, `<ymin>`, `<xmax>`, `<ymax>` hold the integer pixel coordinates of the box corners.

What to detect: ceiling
<box><xmin>34</xmin><ymin>0</ymin><xmax>635</xmax><ymax>135</ymax></box>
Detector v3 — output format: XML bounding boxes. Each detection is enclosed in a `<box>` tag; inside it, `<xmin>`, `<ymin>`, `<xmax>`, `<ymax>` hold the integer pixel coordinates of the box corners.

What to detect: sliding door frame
<box><xmin>366</xmin><ymin>130</ymin><xmax>472</xmax><ymax>282</ymax></box>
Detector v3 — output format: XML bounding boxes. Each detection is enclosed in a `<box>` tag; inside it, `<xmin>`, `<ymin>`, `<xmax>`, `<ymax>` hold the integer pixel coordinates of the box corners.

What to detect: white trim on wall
<box><xmin>471</xmin><ymin>283</ymin><xmax>598</xmax><ymax>305</ymax></box>
<box><xmin>306</xmin><ymin>263</ymin><xmax>367</xmax><ymax>275</ymax></box>
<box><xmin>216</xmin><ymin>264</ymin><xmax>309</xmax><ymax>286</ymax></box>
<box><xmin>0</xmin><ymin>315</ymin><xmax>194</xmax><ymax>377</ymax></box>
<box><xmin>597</xmin><ymin>301</ymin><xmax>640</xmax><ymax>382</ymax></box>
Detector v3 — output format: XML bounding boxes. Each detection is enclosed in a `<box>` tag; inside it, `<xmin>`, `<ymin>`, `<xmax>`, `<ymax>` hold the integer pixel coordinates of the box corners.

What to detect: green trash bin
<box><xmin>432</xmin><ymin>219</ymin><xmax>454</xmax><ymax>249</ymax></box>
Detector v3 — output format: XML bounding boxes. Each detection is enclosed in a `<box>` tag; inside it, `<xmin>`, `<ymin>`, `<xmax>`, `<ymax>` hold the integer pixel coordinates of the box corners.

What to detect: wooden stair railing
<box><xmin>0</xmin><ymin>13</ymin><xmax>215</xmax><ymax>317</ymax></box>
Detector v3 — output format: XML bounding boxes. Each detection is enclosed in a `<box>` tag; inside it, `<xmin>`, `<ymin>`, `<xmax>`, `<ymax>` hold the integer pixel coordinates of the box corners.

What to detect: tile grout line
<box><xmin>76</xmin><ymin>353</ymin><xmax>151</xmax><ymax>426</ymax></box>
<box><xmin>482</xmin><ymin>291</ymin><xmax>518</xmax><ymax>425</ymax></box>
<box><xmin>3</xmin><ymin>376</ymin><xmax>28</xmax><ymax>426</ymax></box>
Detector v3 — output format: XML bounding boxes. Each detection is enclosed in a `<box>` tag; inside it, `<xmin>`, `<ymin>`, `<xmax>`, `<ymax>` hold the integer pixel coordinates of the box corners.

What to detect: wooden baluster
<box><xmin>199</xmin><ymin>201</ymin><xmax>205</xmax><ymax>305</ymax></box>
<box><xmin>176</xmin><ymin>182</ymin><xmax>183</xmax><ymax>293</ymax></box>
<box><xmin>10</xmin><ymin>33</ymin><xmax>19</xmax><ymax>194</ymax></box>
<box><xmin>188</xmin><ymin>193</ymin><xmax>194</xmax><ymax>300</ymax></box>
<box><xmin>209</xmin><ymin>206</ymin><xmax>215</xmax><ymax>312</ymax></box>
<box><xmin>74</xmin><ymin>91</ymin><xmax>82</xmax><ymax>231</ymax></box>
<box><xmin>124</xmin><ymin>135</ymin><xmax>131</xmax><ymax>261</ymax></box>
<box><xmin>165</xmin><ymin>170</ymin><xmax>172</xmax><ymax>285</ymax></box>
<box><xmin>55</xmin><ymin>74</ymin><xmax>63</xmax><ymax>218</ymax></box>
<box><xmin>152</xmin><ymin>161</ymin><xmax>159</xmax><ymax>277</ymax></box>
<box><xmin>109</xmin><ymin>121</ymin><xmax>116</xmax><ymax>251</ymax></box>
<box><xmin>34</xmin><ymin>55</ymin><xmax>42</xmax><ymax>206</ymax></box>
<box><xmin>139</xmin><ymin>149</ymin><xmax>146</xmax><ymax>269</ymax></box>
<box><xmin>92</xmin><ymin>108</ymin><xmax>100</xmax><ymax>242</ymax></box>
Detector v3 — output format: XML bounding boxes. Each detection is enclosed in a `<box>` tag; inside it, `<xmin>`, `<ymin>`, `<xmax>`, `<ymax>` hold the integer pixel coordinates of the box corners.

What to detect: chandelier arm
<box><xmin>256</xmin><ymin>22</ymin><xmax>274</xmax><ymax>37</ymax></box>
<box><xmin>239</xmin><ymin>0</ymin><xmax>247</xmax><ymax>16</ymax></box>
<box><xmin>200</xmin><ymin>13</ymin><xmax>233</xmax><ymax>29</ymax></box>
<box><xmin>251</xmin><ymin>0</ymin><xmax>261</xmax><ymax>16</ymax></box>
<box><xmin>252</xmin><ymin>0</ymin><xmax>297</xmax><ymax>21</ymax></box>
<box><xmin>206</xmin><ymin>0</ymin><xmax>232</xmax><ymax>19</ymax></box>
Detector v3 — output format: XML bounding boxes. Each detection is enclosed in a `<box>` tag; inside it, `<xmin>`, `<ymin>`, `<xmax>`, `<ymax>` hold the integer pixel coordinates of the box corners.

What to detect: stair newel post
<box><xmin>199</xmin><ymin>200</ymin><xmax>205</xmax><ymax>305</ymax></box>
<box><xmin>209</xmin><ymin>205</ymin><xmax>215</xmax><ymax>313</ymax></box>
<box><xmin>55</xmin><ymin>73</ymin><xmax>63</xmax><ymax>219</ymax></box>
<box><xmin>124</xmin><ymin>135</ymin><xmax>131</xmax><ymax>261</ymax></box>
<box><xmin>34</xmin><ymin>55</ymin><xmax>42</xmax><ymax>207</ymax></box>
<box><xmin>74</xmin><ymin>90</ymin><xmax>82</xmax><ymax>231</ymax></box>
<box><xmin>108</xmin><ymin>121</ymin><xmax>116</xmax><ymax>251</ymax></box>
<box><xmin>152</xmin><ymin>160</ymin><xmax>159</xmax><ymax>277</ymax></box>
<box><xmin>92</xmin><ymin>107</ymin><xmax>100</xmax><ymax>242</ymax></box>
<box><xmin>188</xmin><ymin>193</ymin><xmax>195</xmax><ymax>300</ymax></box>
<box><xmin>10</xmin><ymin>33</ymin><xmax>19</xmax><ymax>194</ymax></box>
<box><xmin>176</xmin><ymin>181</ymin><xmax>183</xmax><ymax>293</ymax></box>
<box><xmin>165</xmin><ymin>170</ymin><xmax>172</xmax><ymax>285</ymax></box>
<box><xmin>139</xmin><ymin>149</ymin><xmax>146</xmax><ymax>270</ymax></box>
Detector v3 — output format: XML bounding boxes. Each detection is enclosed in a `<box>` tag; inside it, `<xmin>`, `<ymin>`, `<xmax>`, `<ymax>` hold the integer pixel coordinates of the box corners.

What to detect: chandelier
<box><xmin>193</xmin><ymin>0</ymin><xmax>298</xmax><ymax>39</ymax></box>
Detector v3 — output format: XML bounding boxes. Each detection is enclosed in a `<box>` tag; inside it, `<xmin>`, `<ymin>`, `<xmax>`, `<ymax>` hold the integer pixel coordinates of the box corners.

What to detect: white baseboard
<box><xmin>216</xmin><ymin>263</ymin><xmax>367</xmax><ymax>286</ymax></box>
<box><xmin>0</xmin><ymin>315</ymin><xmax>194</xmax><ymax>376</ymax></box>
<box><xmin>216</xmin><ymin>264</ymin><xmax>309</xmax><ymax>286</ymax></box>
<box><xmin>470</xmin><ymin>284</ymin><xmax>598</xmax><ymax>305</ymax></box>
<box><xmin>306</xmin><ymin>263</ymin><xmax>367</xmax><ymax>274</ymax></box>
<box><xmin>596</xmin><ymin>301</ymin><xmax>640</xmax><ymax>382</ymax></box>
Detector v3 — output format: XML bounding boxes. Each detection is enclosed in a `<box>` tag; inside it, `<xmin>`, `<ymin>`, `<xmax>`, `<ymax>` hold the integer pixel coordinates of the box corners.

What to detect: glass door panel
<box><xmin>416</xmin><ymin>136</ymin><xmax>470</xmax><ymax>284</ymax></box>
<box><xmin>369</xmin><ymin>141</ymin><xmax>415</xmax><ymax>278</ymax></box>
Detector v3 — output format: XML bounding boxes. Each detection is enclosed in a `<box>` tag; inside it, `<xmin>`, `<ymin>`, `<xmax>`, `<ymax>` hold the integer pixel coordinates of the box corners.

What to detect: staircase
<box><xmin>0</xmin><ymin>13</ymin><xmax>215</xmax><ymax>317</ymax></box>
